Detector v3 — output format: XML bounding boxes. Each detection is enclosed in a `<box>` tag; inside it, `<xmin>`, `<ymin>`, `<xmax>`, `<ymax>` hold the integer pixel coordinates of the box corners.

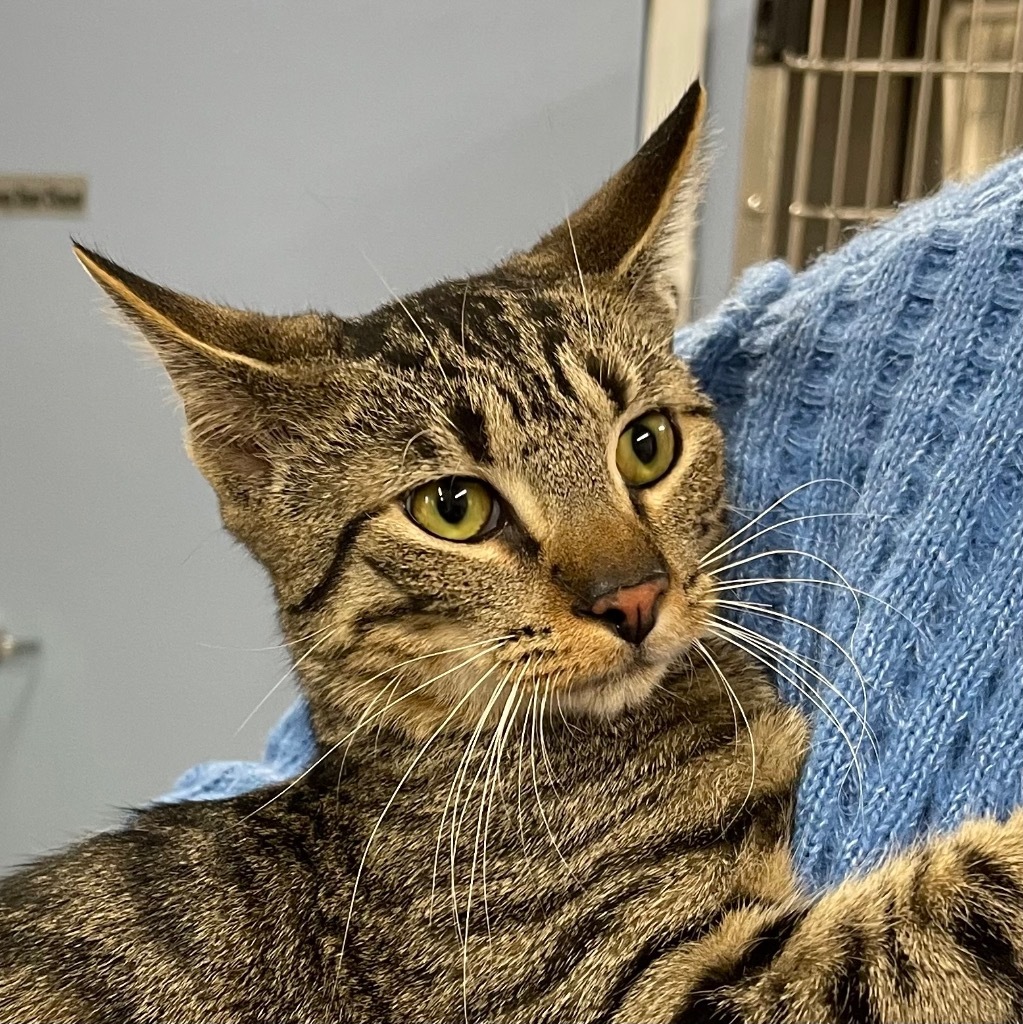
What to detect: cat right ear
<box><xmin>72</xmin><ymin>243</ymin><xmax>332</xmax><ymax>495</ymax></box>
<box><xmin>508</xmin><ymin>80</ymin><xmax>706</xmax><ymax>325</ymax></box>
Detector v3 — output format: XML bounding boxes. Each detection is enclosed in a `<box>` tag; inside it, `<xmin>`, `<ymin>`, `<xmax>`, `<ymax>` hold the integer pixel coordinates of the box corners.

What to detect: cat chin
<box><xmin>554</xmin><ymin>601</ymin><xmax>709</xmax><ymax>720</ymax></box>
<box><xmin>556</xmin><ymin>659</ymin><xmax>672</xmax><ymax>719</ymax></box>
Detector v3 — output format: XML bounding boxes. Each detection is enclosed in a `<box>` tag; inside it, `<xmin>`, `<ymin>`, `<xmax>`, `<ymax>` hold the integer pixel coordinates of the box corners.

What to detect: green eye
<box><xmin>616</xmin><ymin>412</ymin><xmax>677</xmax><ymax>487</ymax></box>
<box><xmin>406</xmin><ymin>477</ymin><xmax>500</xmax><ymax>541</ymax></box>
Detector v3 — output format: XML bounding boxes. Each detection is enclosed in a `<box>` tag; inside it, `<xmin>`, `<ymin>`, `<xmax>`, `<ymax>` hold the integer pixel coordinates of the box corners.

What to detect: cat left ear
<box><xmin>72</xmin><ymin>243</ymin><xmax>334</xmax><ymax>495</ymax></box>
<box><xmin>508</xmin><ymin>80</ymin><xmax>706</xmax><ymax>324</ymax></box>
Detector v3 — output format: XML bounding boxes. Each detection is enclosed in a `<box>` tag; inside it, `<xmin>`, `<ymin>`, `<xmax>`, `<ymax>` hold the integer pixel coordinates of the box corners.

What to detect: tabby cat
<box><xmin>3</xmin><ymin>81</ymin><xmax>1023</xmax><ymax>1024</ymax></box>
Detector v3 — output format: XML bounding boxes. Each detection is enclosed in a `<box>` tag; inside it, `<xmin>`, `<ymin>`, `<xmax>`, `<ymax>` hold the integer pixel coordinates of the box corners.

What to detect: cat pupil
<box><xmin>437</xmin><ymin>480</ymin><xmax>469</xmax><ymax>524</ymax></box>
<box><xmin>631</xmin><ymin>426</ymin><xmax>657</xmax><ymax>464</ymax></box>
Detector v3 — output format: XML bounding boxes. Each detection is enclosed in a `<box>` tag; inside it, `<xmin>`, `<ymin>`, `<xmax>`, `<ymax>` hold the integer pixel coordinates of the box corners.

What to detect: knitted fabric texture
<box><xmin>164</xmin><ymin>155</ymin><xmax>1023</xmax><ymax>890</ymax></box>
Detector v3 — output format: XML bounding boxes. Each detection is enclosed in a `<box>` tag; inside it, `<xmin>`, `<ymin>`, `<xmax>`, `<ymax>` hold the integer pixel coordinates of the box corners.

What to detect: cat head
<box><xmin>75</xmin><ymin>82</ymin><xmax>724</xmax><ymax>743</ymax></box>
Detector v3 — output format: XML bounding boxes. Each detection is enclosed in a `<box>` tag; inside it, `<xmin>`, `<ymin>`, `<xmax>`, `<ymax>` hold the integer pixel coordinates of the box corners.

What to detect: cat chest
<box><xmin>330</xmin><ymin>781</ymin><xmax>753</xmax><ymax>1020</ymax></box>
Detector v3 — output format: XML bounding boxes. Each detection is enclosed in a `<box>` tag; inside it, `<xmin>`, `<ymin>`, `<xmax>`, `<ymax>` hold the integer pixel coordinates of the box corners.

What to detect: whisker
<box><xmin>341</xmin><ymin>666</ymin><xmax>502</xmax><ymax>959</ymax></box>
<box><xmin>699</xmin><ymin>478</ymin><xmax>862</xmax><ymax>566</ymax></box>
<box><xmin>335</xmin><ymin>683</ymin><xmax>392</xmax><ymax>805</ymax></box>
<box><xmin>449</xmin><ymin>674</ymin><xmax>509</xmax><ymax>946</ymax></box>
<box><xmin>529</xmin><ymin>672</ymin><xmax>572</xmax><ymax>876</ymax></box>
<box><xmin>353</xmin><ymin>634</ymin><xmax>516</xmax><ymax>694</ymax></box>
<box><xmin>537</xmin><ymin>680</ymin><xmax>563</xmax><ymax>798</ymax></box>
<box><xmin>711</xmin><ymin>598</ymin><xmax>872</xmax><ymax>738</ymax></box>
<box><xmin>235</xmin><ymin>626</ymin><xmax>338</xmax><ymax>735</ymax></box>
<box><xmin>707</xmin><ymin>547</ymin><xmax>859</xmax><ymax>591</ymax></box>
<box><xmin>399</xmin><ymin>429</ymin><xmax>432</xmax><ymax>474</ymax></box>
<box><xmin>707</xmin><ymin>624</ymin><xmax>867</xmax><ymax>809</ymax></box>
<box><xmin>492</xmin><ymin>664</ymin><xmax>531</xmax><ymax>819</ymax></box>
<box><xmin>705</xmin><ymin>547</ymin><xmax>866</xmax><ymax>637</ymax></box>
<box><xmin>459</xmin><ymin>278</ymin><xmax>471</xmax><ymax>359</ymax></box>
<box><xmin>376</xmin><ymin>369</ymin><xmax>460</xmax><ymax>433</ymax></box>
<box><xmin>470</xmin><ymin>678</ymin><xmax>520</xmax><ymax>963</ymax></box>
<box><xmin>198</xmin><ymin>623</ymin><xmax>334</xmax><ymax>653</ymax></box>
<box><xmin>692</xmin><ymin>639</ymin><xmax>757</xmax><ymax>825</ymax></box>
<box><xmin>428</xmin><ymin>662</ymin><xmax>503</xmax><ymax>928</ymax></box>
<box><xmin>709</xmin><ymin>616</ymin><xmax>876</xmax><ymax>757</ymax></box>
<box><xmin>372</xmin><ymin>675</ymin><xmax>406</xmax><ymax>755</ymax></box>
<box><xmin>362</xmin><ymin>253</ymin><xmax>450</xmax><ymax>386</ymax></box>
<box><xmin>345</xmin><ymin>678</ymin><xmax>400</xmax><ymax>773</ymax></box>
<box><xmin>514</xmin><ymin>681</ymin><xmax>537</xmax><ymax>871</ymax></box>
<box><xmin>707</xmin><ymin>575</ymin><xmax>921</xmax><ymax>631</ymax></box>
<box><xmin>554</xmin><ymin>687</ymin><xmax>584</xmax><ymax>737</ymax></box>
<box><xmin>696</xmin><ymin>641</ymin><xmax>742</xmax><ymax>759</ymax></box>
<box><xmin>238</xmin><ymin>643</ymin><xmax>507</xmax><ymax>824</ymax></box>
<box><xmin>564</xmin><ymin>212</ymin><xmax>595</xmax><ymax>361</ymax></box>
<box><xmin>453</xmin><ymin>677</ymin><xmax>512</xmax><ymax>1020</ymax></box>
<box><xmin>701</xmin><ymin>510</ymin><xmax>886</xmax><ymax>570</ymax></box>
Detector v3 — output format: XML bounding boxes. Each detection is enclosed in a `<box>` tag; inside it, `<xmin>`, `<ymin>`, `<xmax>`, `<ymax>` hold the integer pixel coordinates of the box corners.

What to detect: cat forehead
<box><xmin>338</xmin><ymin>276</ymin><xmax>656</xmax><ymax>372</ymax></box>
<box><xmin>347</xmin><ymin>276</ymin><xmax>685</xmax><ymax>388</ymax></box>
<box><xmin>315</xmin><ymin>277</ymin><xmax>707</xmax><ymax>469</ymax></box>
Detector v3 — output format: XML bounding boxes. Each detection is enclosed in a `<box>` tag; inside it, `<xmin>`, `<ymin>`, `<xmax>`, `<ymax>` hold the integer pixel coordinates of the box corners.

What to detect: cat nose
<box><xmin>588</xmin><ymin>575</ymin><xmax>669</xmax><ymax>646</ymax></box>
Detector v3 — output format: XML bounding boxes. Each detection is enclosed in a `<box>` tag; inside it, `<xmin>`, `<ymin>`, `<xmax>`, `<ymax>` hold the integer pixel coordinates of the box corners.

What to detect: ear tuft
<box><xmin>505</xmin><ymin>80</ymin><xmax>706</xmax><ymax>323</ymax></box>
<box><xmin>73</xmin><ymin>243</ymin><xmax>303</xmax><ymax>372</ymax></box>
<box><xmin>72</xmin><ymin>243</ymin><xmax>329</xmax><ymax>495</ymax></box>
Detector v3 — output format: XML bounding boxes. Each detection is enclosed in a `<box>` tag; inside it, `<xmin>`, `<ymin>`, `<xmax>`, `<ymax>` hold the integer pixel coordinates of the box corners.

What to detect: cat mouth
<box><xmin>573</xmin><ymin>579</ymin><xmax>712</xmax><ymax>694</ymax></box>
<box><xmin>556</xmin><ymin>652</ymin><xmax>682</xmax><ymax>717</ymax></box>
<box><xmin>572</xmin><ymin>614</ymin><xmax>695</xmax><ymax>693</ymax></box>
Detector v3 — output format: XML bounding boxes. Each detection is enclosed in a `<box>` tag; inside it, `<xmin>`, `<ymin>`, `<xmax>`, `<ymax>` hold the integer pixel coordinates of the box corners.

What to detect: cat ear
<box><xmin>72</xmin><ymin>243</ymin><xmax>333</xmax><ymax>492</ymax></box>
<box><xmin>509</xmin><ymin>80</ymin><xmax>705</xmax><ymax>322</ymax></box>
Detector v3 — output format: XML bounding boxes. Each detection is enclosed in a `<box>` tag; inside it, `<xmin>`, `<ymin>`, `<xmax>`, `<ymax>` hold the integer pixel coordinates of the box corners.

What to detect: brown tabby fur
<box><xmin>4</xmin><ymin>82</ymin><xmax>1023</xmax><ymax>1023</ymax></box>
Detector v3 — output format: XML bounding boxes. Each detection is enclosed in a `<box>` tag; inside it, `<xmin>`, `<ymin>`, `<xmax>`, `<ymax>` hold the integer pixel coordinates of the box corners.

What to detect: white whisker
<box><xmin>362</xmin><ymin>253</ymin><xmax>450</xmax><ymax>385</ymax></box>
<box><xmin>707</xmin><ymin>624</ymin><xmax>867</xmax><ymax>810</ymax></box>
<box><xmin>354</xmin><ymin>635</ymin><xmax>516</xmax><ymax>693</ymax></box>
<box><xmin>708</xmin><ymin>575</ymin><xmax>921</xmax><ymax>631</ymax></box>
<box><xmin>238</xmin><ymin>643</ymin><xmax>506</xmax><ymax>825</ymax></box>
<box><xmin>705</xmin><ymin>546</ymin><xmax>866</xmax><ymax>644</ymax></box>
<box><xmin>537</xmin><ymin>680</ymin><xmax>563</xmax><ymax>797</ymax></box>
<box><xmin>198</xmin><ymin>623</ymin><xmax>334</xmax><ymax>654</ymax></box>
<box><xmin>235</xmin><ymin>626</ymin><xmax>338</xmax><ymax>735</ymax></box>
<box><xmin>449</xmin><ymin>674</ymin><xmax>509</xmax><ymax>945</ymax></box>
<box><xmin>455</xmin><ymin>676</ymin><xmax>512</xmax><ymax>1022</ymax></box>
<box><xmin>399</xmin><ymin>429</ymin><xmax>431</xmax><ymax>473</ymax></box>
<box><xmin>473</xmin><ymin>680</ymin><xmax>520</xmax><ymax>954</ymax></box>
<box><xmin>712</xmin><ymin>598</ymin><xmax>872</xmax><ymax>740</ymax></box>
<box><xmin>514</xmin><ymin>683</ymin><xmax>537</xmax><ymax>869</ymax></box>
<box><xmin>699</xmin><ymin>478</ymin><xmax>861</xmax><ymax>566</ymax></box>
<box><xmin>692</xmin><ymin>639</ymin><xmax>757</xmax><ymax>824</ymax></box>
<box><xmin>459</xmin><ymin>279</ymin><xmax>471</xmax><ymax>359</ymax></box>
<box><xmin>340</xmin><ymin>680</ymin><xmax>398</xmax><ymax>777</ymax></box>
<box><xmin>701</xmin><ymin>510</ymin><xmax>885</xmax><ymax>570</ymax></box>
<box><xmin>709</xmin><ymin>616</ymin><xmax>876</xmax><ymax>758</ymax></box>
<box><xmin>428</xmin><ymin>661</ymin><xmax>503</xmax><ymax>927</ymax></box>
<box><xmin>564</xmin><ymin>212</ymin><xmax>595</xmax><ymax>361</ymax></box>
<box><xmin>376</xmin><ymin>369</ymin><xmax>460</xmax><ymax>433</ymax></box>
<box><xmin>341</xmin><ymin>664</ymin><xmax>502</xmax><ymax>960</ymax></box>
<box><xmin>529</xmin><ymin>673</ymin><xmax>572</xmax><ymax>876</ymax></box>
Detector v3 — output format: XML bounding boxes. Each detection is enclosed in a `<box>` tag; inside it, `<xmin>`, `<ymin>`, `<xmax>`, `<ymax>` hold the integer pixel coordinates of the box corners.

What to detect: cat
<box><xmin>3</xmin><ymin>79</ymin><xmax>1023</xmax><ymax>1023</ymax></box>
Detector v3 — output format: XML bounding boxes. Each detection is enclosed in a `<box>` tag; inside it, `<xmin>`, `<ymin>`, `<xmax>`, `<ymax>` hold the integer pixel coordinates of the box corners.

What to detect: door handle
<box><xmin>0</xmin><ymin>629</ymin><xmax>41</xmax><ymax>665</ymax></box>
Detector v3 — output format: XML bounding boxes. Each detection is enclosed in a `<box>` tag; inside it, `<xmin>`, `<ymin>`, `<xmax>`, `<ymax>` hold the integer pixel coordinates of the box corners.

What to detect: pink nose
<box><xmin>589</xmin><ymin>577</ymin><xmax>668</xmax><ymax>646</ymax></box>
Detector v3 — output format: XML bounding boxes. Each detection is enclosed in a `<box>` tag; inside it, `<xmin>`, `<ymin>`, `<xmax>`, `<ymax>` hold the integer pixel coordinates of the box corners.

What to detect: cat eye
<box><xmin>405</xmin><ymin>476</ymin><xmax>501</xmax><ymax>542</ymax></box>
<box><xmin>616</xmin><ymin>411</ymin><xmax>678</xmax><ymax>487</ymax></box>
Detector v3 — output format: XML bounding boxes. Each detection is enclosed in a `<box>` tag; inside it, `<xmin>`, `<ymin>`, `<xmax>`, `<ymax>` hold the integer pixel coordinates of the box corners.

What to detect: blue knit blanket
<box><xmin>165</xmin><ymin>155</ymin><xmax>1023</xmax><ymax>890</ymax></box>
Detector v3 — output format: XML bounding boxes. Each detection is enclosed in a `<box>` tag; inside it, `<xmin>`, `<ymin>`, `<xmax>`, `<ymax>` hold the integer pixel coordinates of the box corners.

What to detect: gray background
<box><xmin>0</xmin><ymin>1</ymin><xmax>754</xmax><ymax>871</ymax></box>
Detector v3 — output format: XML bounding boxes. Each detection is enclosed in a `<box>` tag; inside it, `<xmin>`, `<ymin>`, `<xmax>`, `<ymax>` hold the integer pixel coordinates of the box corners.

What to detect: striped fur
<box><xmin>4</xmin><ymin>83</ymin><xmax>1023</xmax><ymax>1022</ymax></box>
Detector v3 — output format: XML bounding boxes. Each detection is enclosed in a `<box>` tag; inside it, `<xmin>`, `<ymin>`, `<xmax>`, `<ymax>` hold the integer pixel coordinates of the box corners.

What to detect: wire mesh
<box><xmin>734</xmin><ymin>0</ymin><xmax>1023</xmax><ymax>271</ymax></box>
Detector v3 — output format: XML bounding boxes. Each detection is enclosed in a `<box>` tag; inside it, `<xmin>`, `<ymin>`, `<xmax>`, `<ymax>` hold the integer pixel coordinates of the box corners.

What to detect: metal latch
<box><xmin>0</xmin><ymin>629</ymin><xmax>41</xmax><ymax>665</ymax></box>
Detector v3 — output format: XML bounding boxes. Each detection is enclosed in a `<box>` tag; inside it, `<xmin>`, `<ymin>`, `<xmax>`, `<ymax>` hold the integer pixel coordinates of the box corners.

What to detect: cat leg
<box><xmin>617</xmin><ymin>810</ymin><xmax>1023</xmax><ymax>1023</ymax></box>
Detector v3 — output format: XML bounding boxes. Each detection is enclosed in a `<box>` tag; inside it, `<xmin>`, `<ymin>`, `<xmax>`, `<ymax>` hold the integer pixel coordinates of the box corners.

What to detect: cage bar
<box><xmin>735</xmin><ymin>0</ymin><xmax>1023</xmax><ymax>273</ymax></box>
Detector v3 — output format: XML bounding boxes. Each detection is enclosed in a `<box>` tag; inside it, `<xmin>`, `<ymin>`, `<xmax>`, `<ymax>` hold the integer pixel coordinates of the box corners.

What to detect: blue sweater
<box><xmin>166</xmin><ymin>155</ymin><xmax>1023</xmax><ymax>890</ymax></box>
